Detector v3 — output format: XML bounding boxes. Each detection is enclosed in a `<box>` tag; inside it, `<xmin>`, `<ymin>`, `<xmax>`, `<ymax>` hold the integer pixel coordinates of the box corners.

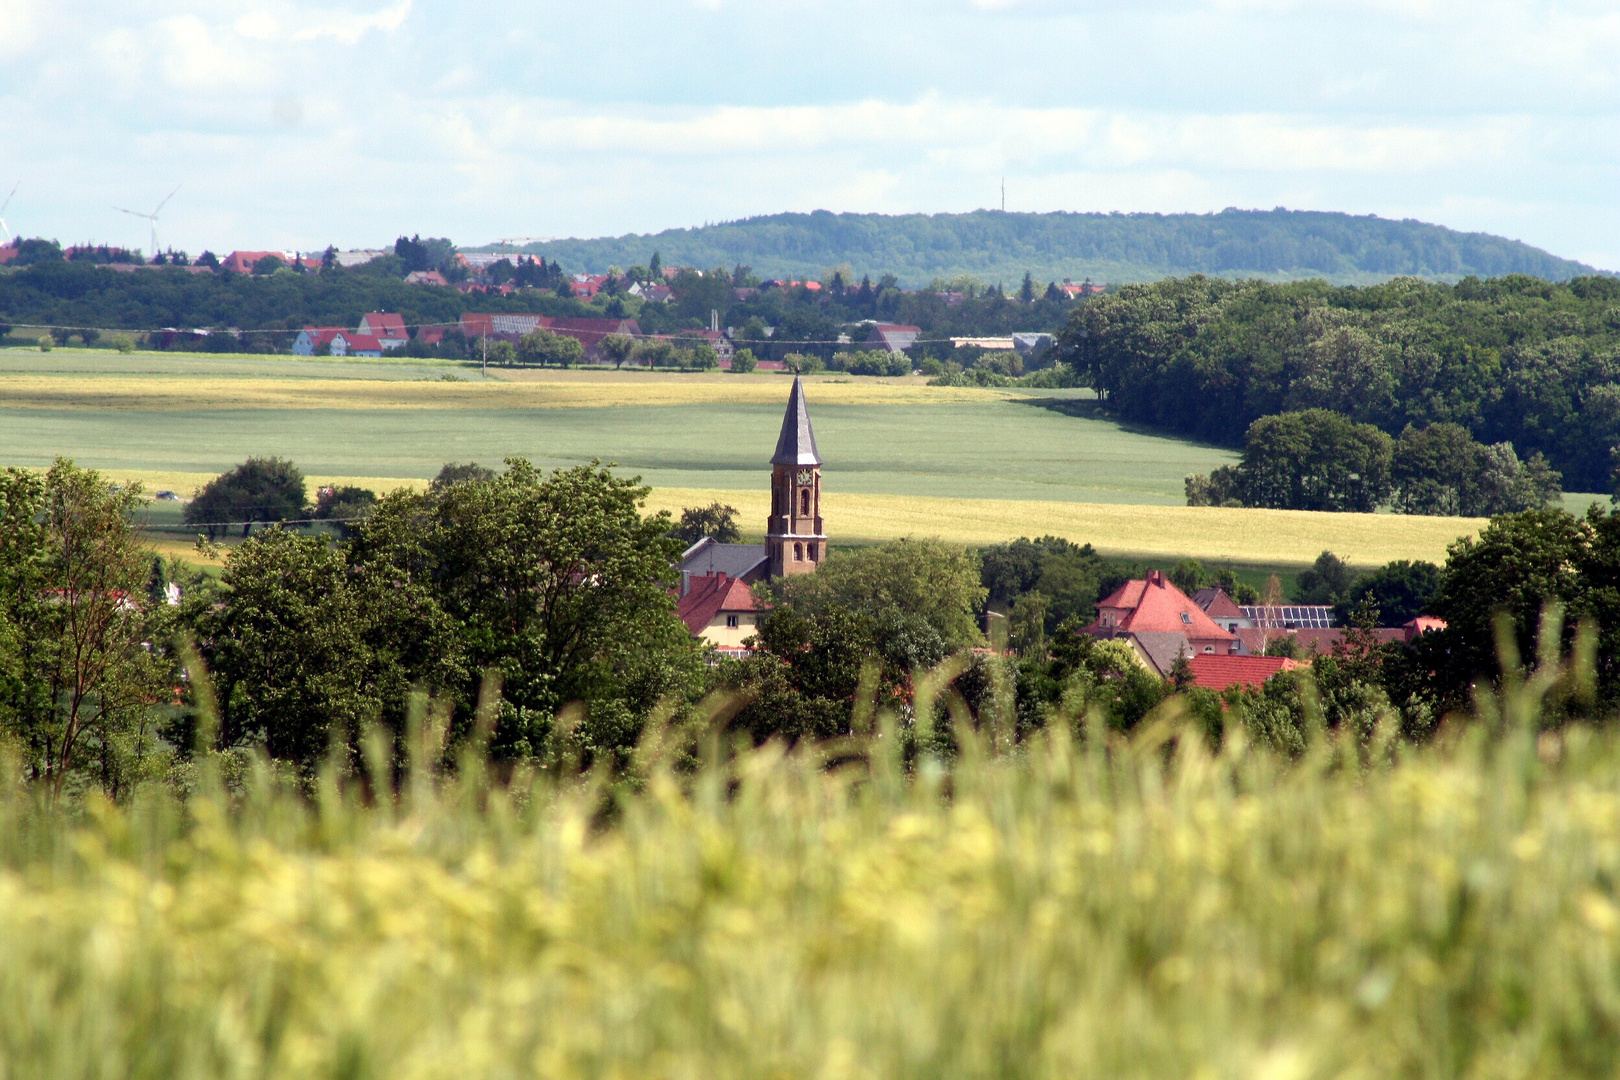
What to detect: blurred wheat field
<box><xmin>2</xmin><ymin>714</ymin><xmax>1620</xmax><ymax>1079</ymax></box>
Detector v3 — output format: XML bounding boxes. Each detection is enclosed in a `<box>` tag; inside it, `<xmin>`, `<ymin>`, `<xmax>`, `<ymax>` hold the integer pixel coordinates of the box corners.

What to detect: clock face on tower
<box><xmin>796</xmin><ymin>468</ymin><xmax>814</xmax><ymax>485</ymax></box>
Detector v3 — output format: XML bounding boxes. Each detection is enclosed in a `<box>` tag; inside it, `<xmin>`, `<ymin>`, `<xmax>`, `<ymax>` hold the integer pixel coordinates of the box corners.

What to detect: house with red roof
<box><xmin>549</xmin><ymin>318</ymin><xmax>641</xmax><ymax>359</ymax></box>
<box><xmin>1087</xmin><ymin>570</ymin><xmax>1239</xmax><ymax>676</ymax></box>
<box><xmin>459</xmin><ymin>312</ymin><xmax>555</xmax><ymax>342</ymax></box>
<box><xmin>333</xmin><ymin>332</ymin><xmax>383</xmax><ymax>358</ymax></box>
<box><xmin>292</xmin><ymin>327</ymin><xmax>345</xmax><ymax>355</ymax></box>
<box><xmin>676</xmin><ymin>573</ymin><xmax>766</xmax><ymax>653</ymax></box>
<box><xmin>358</xmin><ymin>312</ymin><xmax>409</xmax><ymax>350</ymax></box>
<box><xmin>1192</xmin><ymin>587</ymin><xmax>1448</xmax><ymax>657</ymax></box>
<box><xmin>221</xmin><ymin>250</ymin><xmax>287</xmax><ymax>274</ymax></box>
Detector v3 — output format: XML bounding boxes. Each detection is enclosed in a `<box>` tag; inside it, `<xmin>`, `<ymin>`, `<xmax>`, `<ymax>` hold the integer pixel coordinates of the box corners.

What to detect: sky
<box><xmin>2</xmin><ymin>0</ymin><xmax>1619</xmax><ymax>269</ymax></box>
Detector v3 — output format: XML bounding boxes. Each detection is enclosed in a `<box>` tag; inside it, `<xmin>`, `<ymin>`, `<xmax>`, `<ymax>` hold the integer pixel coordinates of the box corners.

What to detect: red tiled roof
<box><xmin>223</xmin><ymin>250</ymin><xmax>281</xmax><ymax>274</ymax></box>
<box><xmin>676</xmin><ymin>573</ymin><xmax>762</xmax><ymax>635</ymax></box>
<box><xmin>1188</xmin><ymin>654</ymin><xmax>1299</xmax><ymax>691</ymax></box>
<box><xmin>1096</xmin><ymin>571</ymin><xmax>1235</xmax><ymax>642</ymax></box>
<box><xmin>1405</xmin><ymin>616</ymin><xmax>1447</xmax><ymax>638</ymax></box>
<box><xmin>361</xmin><ymin>312</ymin><xmax>407</xmax><ymax>338</ymax></box>
<box><xmin>341</xmin><ymin>333</ymin><xmax>384</xmax><ymax>352</ymax></box>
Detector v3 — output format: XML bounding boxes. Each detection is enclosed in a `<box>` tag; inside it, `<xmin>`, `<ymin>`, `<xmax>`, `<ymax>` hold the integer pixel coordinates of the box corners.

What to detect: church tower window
<box><xmin>794</xmin><ymin>543</ymin><xmax>803</xmax><ymax>561</ymax></box>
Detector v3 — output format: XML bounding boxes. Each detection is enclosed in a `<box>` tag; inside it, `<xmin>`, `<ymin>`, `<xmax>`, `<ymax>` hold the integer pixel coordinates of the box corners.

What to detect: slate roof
<box><xmin>771</xmin><ymin>377</ymin><xmax>822</xmax><ymax>466</ymax></box>
<box><xmin>1130</xmin><ymin>631</ymin><xmax>1193</xmax><ymax>677</ymax></box>
<box><xmin>676</xmin><ymin>573</ymin><xmax>762</xmax><ymax>635</ymax></box>
<box><xmin>680</xmin><ymin>538</ymin><xmax>769</xmax><ymax>583</ymax></box>
<box><xmin>1192</xmin><ymin>587</ymin><xmax>1245</xmax><ymax>620</ymax></box>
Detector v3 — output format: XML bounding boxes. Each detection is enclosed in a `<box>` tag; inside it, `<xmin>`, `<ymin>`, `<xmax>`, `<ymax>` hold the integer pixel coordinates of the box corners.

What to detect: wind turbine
<box><xmin>115</xmin><ymin>185</ymin><xmax>180</xmax><ymax>258</ymax></box>
<box><xmin>0</xmin><ymin>183</ymin><xmax>17</xmax><ymax>244</ymax></box>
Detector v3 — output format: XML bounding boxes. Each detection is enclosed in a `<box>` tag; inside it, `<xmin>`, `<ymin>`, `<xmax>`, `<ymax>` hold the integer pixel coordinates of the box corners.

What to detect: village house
<box><xmin>404</xmin><ymin>270</ymin><xmax>449</xmax><ymax>286</ymax></box>
<box><xmin>1191</xmin><ymin>588</ymin><xmax>1447</xmax><ymax>657</ymax></box>
<box><xmin>291</xmin><ymin>328</ymin><xmax>382</xmax><ymax>357</ymax></box>
<box><xmin>220</xmin><ymin>250</ymin><xmax>300</xmax><ymax>274</ymax></box>
<box><xmin>676</xmin><ymin>574</ymin><xmax>765</xmax><ymax>655</ymax></box>
<box><xmin>358</xmin><ymin>312</ymin><xmax>409</xmax><ymax>350</ymax></box>
<box><xmin>1087</xmin><ymin>571</ymin><xmax>1241</xmax><ymax>677</ymax></box>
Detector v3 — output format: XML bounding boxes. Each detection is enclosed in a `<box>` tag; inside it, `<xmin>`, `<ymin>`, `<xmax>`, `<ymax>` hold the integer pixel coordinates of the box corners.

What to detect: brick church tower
<box><xmin>766</xmin><ymin>377</ymin><xmax>826</xmax><ymax>577</ymax></box>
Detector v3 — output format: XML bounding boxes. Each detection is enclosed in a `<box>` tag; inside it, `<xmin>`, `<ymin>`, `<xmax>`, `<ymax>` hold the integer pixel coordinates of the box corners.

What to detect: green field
<box><xmin>0</xmin><ymin>348</ymin><xmax>1513</xmax><ymax>570</ymax></box>
<box><xmin>0</xmin><ymin>348</ymin><xmax>1230</xmax><ymax>503</ymax></box>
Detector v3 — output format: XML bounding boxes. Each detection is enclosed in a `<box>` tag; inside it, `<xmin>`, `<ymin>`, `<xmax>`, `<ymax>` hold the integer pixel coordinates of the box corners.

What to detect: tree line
<box><xmin>1057</xmin><ymin>274</ymin><xmax>1620</xmax><ymax>494</ymax></box>
<box><xmin>6</xmin><ymin>456</ymin><xmax>1618</xmax><ymax>799</ymax></box>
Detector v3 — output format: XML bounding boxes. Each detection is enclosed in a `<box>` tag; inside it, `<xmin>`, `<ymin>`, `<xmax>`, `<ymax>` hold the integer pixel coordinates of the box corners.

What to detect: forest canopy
<box><xmin>1057</xmin><ymin>273</ymin><xmax>1620</xmax><ymax>493</ymax></box>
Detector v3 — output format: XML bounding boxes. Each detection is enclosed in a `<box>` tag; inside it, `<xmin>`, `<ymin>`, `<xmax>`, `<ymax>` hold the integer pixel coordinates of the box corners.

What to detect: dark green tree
<box><xmin>0</xmin><ymin>462</ymin><xmax>173</xmax><ymax>797</ymax></box>
<box><xmin>1238</xmin><ymin>410</ymin><xmax>1393</xmax><ymax>512</ymax></box>
<box><xmin>673</xmin><ymin>503</ymin><xmax>742</xmax><ymax>546</ymax></box>
<box><xmin>183</xmin><ymin>457</ymin><xmax>308</xmax><ymax>538</ymax></box>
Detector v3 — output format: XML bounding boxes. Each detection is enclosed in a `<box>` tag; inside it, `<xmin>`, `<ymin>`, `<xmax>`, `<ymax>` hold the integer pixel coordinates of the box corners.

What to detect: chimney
<box><xmin>1148</xmin><ymin>570</ymin><xmax>1166</xmax><ymax>587</ymax></box>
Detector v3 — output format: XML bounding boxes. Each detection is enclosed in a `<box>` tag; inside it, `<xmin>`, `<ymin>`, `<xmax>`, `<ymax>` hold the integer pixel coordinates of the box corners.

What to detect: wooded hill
<box><xmin>482</xmin><ymin>209</ymin><xmax>1602</xmax><ymax>287</ymax></box>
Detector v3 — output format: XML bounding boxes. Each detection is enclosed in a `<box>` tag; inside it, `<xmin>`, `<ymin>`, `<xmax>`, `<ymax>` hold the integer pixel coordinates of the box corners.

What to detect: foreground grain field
<box><xmin>2</xmin><ymin>701</ymin><xmax>1617</xmax><ymax>1079</ymax></box>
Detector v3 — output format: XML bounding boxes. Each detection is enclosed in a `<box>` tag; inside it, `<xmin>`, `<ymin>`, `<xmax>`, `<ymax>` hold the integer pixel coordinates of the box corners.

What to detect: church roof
<box><xmin>680</xmin><ymin>538</ymin><xmax>769</xmax><ymax>583</ymax></box>
<box><xmin>771</xmin><ymin>377</ymin><xmax>822</xmax><ymax>466</ymax></box>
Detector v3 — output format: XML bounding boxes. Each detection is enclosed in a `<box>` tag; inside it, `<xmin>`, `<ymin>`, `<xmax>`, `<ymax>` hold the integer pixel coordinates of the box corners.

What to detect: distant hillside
<box><xmin>477</xmin><ymin>209</ymin><xmax>1602</xmax><ymax>287</ymax></box>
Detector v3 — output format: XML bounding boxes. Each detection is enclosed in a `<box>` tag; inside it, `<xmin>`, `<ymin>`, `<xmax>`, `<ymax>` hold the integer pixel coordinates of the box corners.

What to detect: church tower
<box><xmin>766</xmin><ymin>377</ymin><xmax>826</xmax><ymax>577</ymax></box>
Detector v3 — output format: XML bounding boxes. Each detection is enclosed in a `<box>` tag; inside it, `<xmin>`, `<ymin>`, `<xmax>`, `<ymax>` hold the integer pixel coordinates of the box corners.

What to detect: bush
<box><xmin>106</xmin><ymin>332</ymin><xmax>137</xmax><ymax>354</ymax></box>
<box><xmin>728</xmin><ymin>348</ymin><xmax>758</xmax><ymax>373</ymax></box>
<box><xmin>37</xmin><ymin>333</ymin><xmax>53</xmax><ymax>352</ymax></box>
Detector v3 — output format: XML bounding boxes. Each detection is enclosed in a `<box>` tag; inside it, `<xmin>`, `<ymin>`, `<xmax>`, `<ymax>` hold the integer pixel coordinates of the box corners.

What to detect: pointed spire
<box><xmin>770</xmin><ymin>376</ymin><xmax>822</xmax><ymax>466</ymax></box>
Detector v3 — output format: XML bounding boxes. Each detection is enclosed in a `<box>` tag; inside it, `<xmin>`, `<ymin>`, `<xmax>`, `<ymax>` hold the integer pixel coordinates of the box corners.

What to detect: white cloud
<box><xmin>288</xmin><ymin>0</ymin><xmax>412</xmax><ymax>43</ymax></box>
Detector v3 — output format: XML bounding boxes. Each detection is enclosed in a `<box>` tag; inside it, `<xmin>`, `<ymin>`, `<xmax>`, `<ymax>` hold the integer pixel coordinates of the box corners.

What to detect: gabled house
<box><xmin>866</xmin><ymin>323</ymin><xmax>921</xmax><ymax>354</ymax></box>
<box><xmin>680</xmin><ymin>536</ymin><xmax>769</xmax><ymax>593</ymax></box>
<box><xmin>404</xmin><ymin>270</ymin><xmax>449</xmax><ymax>286</ymax></box>
<box><xmin>549</xmin><ymin>318</ymin><xmax>642</xmax><ymax>359</ymax></box>
<box><xmin>292</xmin><ymin>327</ymin><xmax>346</xmax><ymax>355</ymax></box>
<box><xmin>333</xmin><ymin>332</ymin><xmax>383</xmax><ymax>358</ymax></box>
<box><xmin>222</xmin><ymin>250</ymin><xmax>286</xmax><ymax>274</ymax></box>
<box><xmin>1087</xmin><ymin>570</ymin><xmax>1238</xmax><ymax>676</ymax></box>
<box><xmin>676</xmin><ymin>573</ymin><xmax>766</xmax><ymax>654</ymax></box>
<box><xmin>459</xmin><ymin>312</ymin><xmax>554</xmax><ymax>342</ymax></box>
<box><xmin>675</xmin><ymin>328</ymin><xmax>734</xmax><ymax>363</ymax></box>
<box><xmin>358</xmin><ymin>312</ymin><xmax>409</xmax><ymax>350</ymax></box>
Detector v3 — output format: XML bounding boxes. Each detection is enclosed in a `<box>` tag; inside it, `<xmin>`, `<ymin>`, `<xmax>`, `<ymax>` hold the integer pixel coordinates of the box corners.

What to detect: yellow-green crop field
<box><xmin>3</xmin><ymin>696</ymin><xmax>1620</xmax><ymax>1079</ymax></box>
<box><xmin>4</xmin><ymin>348</ymin><xmax>1492</xmax><ymax>566</ymax></box>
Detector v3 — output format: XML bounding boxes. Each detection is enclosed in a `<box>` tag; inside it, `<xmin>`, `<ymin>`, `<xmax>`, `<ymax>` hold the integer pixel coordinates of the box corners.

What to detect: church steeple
<box><xmin>771</xmin><ymin>376</ymin><xmax>822</xmax><ymax>466</ymax></box>
<box><xmin>765</xmin><ymin>377</ymin><xmax>826</xmax><ymax>577</ymax></box>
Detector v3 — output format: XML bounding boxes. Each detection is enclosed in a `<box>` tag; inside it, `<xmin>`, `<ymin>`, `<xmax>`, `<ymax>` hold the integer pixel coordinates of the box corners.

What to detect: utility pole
<box><xmin>482</xmin><ymin>332</ymin><xmax>487</xmax><ymax>378</ymax></box>
<box><xmin>1001</xmin><ymin>177</ymin><xmax>1006</xmax><ymax>212</ymax></box>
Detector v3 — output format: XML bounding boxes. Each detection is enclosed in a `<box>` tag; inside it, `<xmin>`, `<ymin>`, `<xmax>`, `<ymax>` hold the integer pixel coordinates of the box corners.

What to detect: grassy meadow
<box><xmin>3</xmin><ymin>347</ymin><xmax>1493</xmax><ymax>568</ymax></box>
<box><xmin>3</xmin><ymin>668</ymin><xmax>1619</xmax><ymax>1079</ymax></box>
